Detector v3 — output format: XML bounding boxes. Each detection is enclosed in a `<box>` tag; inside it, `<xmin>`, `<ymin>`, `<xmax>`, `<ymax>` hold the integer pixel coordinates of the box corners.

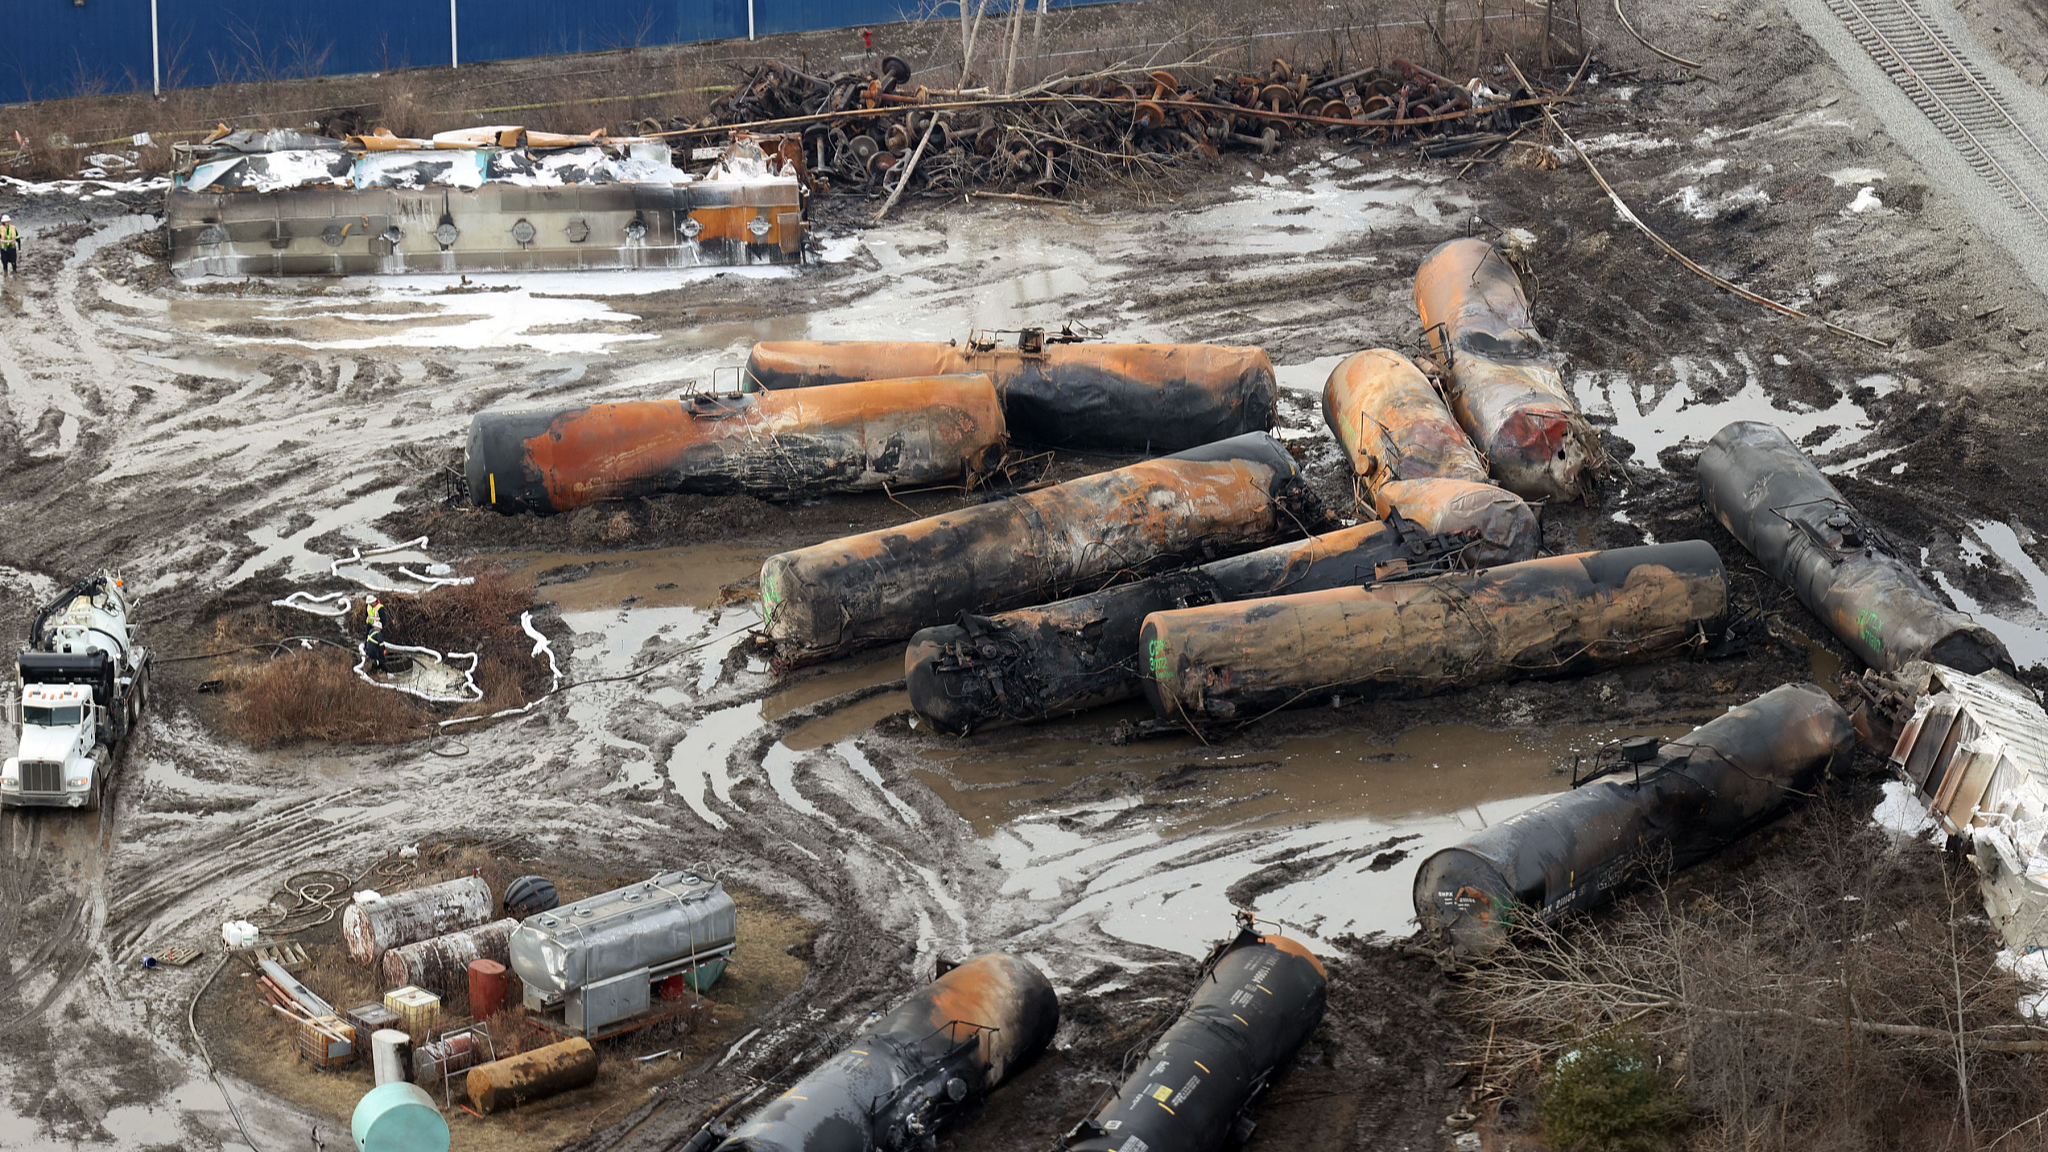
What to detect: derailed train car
<box><xmin>1321</xmin><ymin>347</ymin><xmax>1491</xmax><ymax>493</ymax></box>
<box><xmin>1414</xmin><ymin>238</ymin><xmax>1600</xmax><ymax>502</ymax></box>
<box><xmin>1319</xmin><ymin>346</ymin><xmax>1541</xmax><ymax>567</ymax></box>
<box><xmin>464</xmin><ymin>375</ymin><xmax>1006</xmax><ymax>513</ymax></box>
<box><xmin>904</xmin><ymin>516</ymin><xmax>1480</xmax><ymax>735</ymax></box>
<box><xmin>1413</xmin><ymin>682</ymin><xmax>1856</xmax><ymax>953</ymax></box>
<box><xmin>1062</xmin><ymin>916</ymin><xmax>1326</xmax><ymax>1152</ymax></box>
<box><xmin>762</xmin><ymin>432</ymin><xmax>1318</xmax><ymax>664</ymax></box>
<box><xmin>743</xmin><ymin>334</ymin><xmax>1277</xmax><ymax>451</ymax></box>
<box><xmin>1699</xmin><ymin>420</ymin><xmax>2010</xmax><ymax>675</ymax></box>
<box><xmin>1140</xmin><ymin>542</ymin><xmax>1728</xmax><ymax>726</ymax></box>
<box><xmin>699</xmin><ymin>952</ymin><xmax>1058</xmax><ymax>1152</ymax></box>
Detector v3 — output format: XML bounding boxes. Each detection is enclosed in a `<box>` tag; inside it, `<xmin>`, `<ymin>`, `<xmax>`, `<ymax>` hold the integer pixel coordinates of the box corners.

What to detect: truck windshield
<box><xmin>25</xmin><ymin>705</ymin><xmax>83</xmax><ymax>726</ymax></box>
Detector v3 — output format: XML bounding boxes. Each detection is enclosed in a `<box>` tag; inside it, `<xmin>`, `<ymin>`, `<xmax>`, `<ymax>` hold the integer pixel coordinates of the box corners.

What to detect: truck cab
<box><xmin>1</xmin><ymin>683</ymin><xmax>102</xmax><ymax>809</ymax></box>
<box><xmin>0</xmin><ymin>570</ymin><xmax>148</xmax><ymax>812</ymax></box>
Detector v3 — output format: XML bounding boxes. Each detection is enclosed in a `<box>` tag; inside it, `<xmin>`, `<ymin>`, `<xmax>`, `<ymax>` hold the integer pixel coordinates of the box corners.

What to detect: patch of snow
<box><xmin>1846</xmin><ymin>186</ymin><xmax>1884</xmax><ymax>214</ymax></box>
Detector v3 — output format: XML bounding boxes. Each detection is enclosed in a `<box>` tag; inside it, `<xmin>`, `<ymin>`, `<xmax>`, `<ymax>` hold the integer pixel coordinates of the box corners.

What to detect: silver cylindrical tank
<box><xmin>380</xmin><ymin>918</ymin><xmax>520</xmax><ymax>1001</ymax></box>
<box><xmin>342</xmin><ymin>876</ymin><xmax>495</xmax><ymax>965</ymax></box>
<box><xmin>509</xmin><ymin>870</ymin><xmax>737</xmax><ymax>1001</ymax></box>
<box><xmin>372</xmin><ymin>1029</ymin><xmax>412</xmax><ymax>1086</ymax></box>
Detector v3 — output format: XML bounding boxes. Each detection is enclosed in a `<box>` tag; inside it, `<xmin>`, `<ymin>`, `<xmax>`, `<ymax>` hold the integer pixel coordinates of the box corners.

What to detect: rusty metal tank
<box><xmin>742</xmin><ymin>336</ymin><xmax>1277</xmax><ymax>451</ymax></box>
<box><xmin>761</xmin><ymin>432</ymin><xmax>1319</xmax><ymax>665</ymax></box>
<box><xmin>1062</xmin><ymin>919</ymin><xmax>1325</xmax><ymax>1152</ymax></box>
<box><xmin>1415</xmin><ymin>682</ymin><xmax>1856</xmax><ymax>953</ymax></box>
<box><xmin>1371</xmin><ymin>477</ymin><xmax>1539</xmax><ymax>568</ymax></box>
<box><xmin>466</xmin><ymin>1037</ymin><xmax>601</xmax><ymax>1114</ymax></box>
<box><xmin>1140</xmin><ymin>542</ymin><xmax>1729</xmax><ymax>727</ymax></box>
<box><xmin>379</xmin><ymin>918</ymin><xmax>519</xmax><ymax>1001</ymax></box>
<box><xmin>1321</xmin><ymin>348</ymin><xmax>1490</xmax><ymax>494</ymax></box>
<box><xmin>1698</xmin><ymin>420</ymin><xmax>2011</xmax><ymax>675</ymax></box>
<box><xmin>709</xmin><ymin>952</ymin><xmax>1058</xmax><ymax>1152</ymax></box>
<box><xmin>1414</xmin><ymin>238</ymin><xmax>1599</xmax><ymax>502</ymax></box>
<box><xmin>903</xmin><ymin>517</ymin><xmax>1471</xmax><ymax>734</ymax></box>
<box><xmin>342</xmin><ymin>876</ymin><xmax>495</xmax><ymax>965</ymax></box>
<box><xmin>465</xmin><ymin>374</ymin><xmax>1007</xmax><ymax>513</ymax></box>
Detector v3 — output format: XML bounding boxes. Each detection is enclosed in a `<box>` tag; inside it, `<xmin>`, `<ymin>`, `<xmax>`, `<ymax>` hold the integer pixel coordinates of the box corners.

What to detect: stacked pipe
<box><xmin>1321</xmin><ymin>347</ymin><xmax>1540</xmax><ymax>565</ymax></box>
<box><xmin>380</xmin><ymin>919</ymin><xmax>519</xmax><ymax>1002</ymax></box>
<box><xmin>342</xmin><ymin>876</ymin><xmax>495</xmax><ymax>965</ymax></box>
<box><xmin>743</xmin><ymin>336</ymin><xmax>1277</xmax><ymax>452</ymax></box>
<box><xmin>1414</xmin><ymin>238</ymin><xmax>1600</xmax><ymax>502</ymax></box>
<box><xmin>904</xmin><ymin>516</ymin><xmax>1480</xmax><ymax>734</ymax></box>
<box><xmin>466</xmin><ymin>374</ymin><xmax>1007</xmax><ymax>514</ymax></box>
<box><xmin>1698</xmin><ymin>420</ymin><xmax>2011</xmax><ymax>675</ymax></box>
<box><xmin>760</xmin><ymin>432</ymin><xmax>1319</xmax><ymax>664</ymax></box>
<box><xmin>1413</xmin><ymin>682</ymin><xmax>1857</xmax><ymax>953</ymax></box>
<box><xmin>1140</xmin><ymin>542</ymin><xmax>1729</xmax><ymax>726</ymax></box>
<box><xmin>673</xmin><ymin>58</ymin><xmax>1529</xmax><ymax>200</ymax></box>
<box><xmin>1062</xmin><ymin>918</ymin><xmax>1326</xmax><ymax>1152</ymax></box>
<box><xmin>705</xmin><ymin>952</ymin><xmax>1058</xmax><ymax>1152</ymax></box>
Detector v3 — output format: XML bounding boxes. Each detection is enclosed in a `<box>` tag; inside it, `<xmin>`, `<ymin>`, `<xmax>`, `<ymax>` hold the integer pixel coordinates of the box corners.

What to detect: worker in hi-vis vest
<box><xmin>0</xmin><ymin>216</ymin><xmax>18</xmax><ymax>276</ymax></box>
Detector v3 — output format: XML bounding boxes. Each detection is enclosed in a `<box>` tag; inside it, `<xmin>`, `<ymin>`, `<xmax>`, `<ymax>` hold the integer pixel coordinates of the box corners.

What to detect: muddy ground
<box><xmin>7</xmin><ymin>0</ymin><xmax>2048</xmax><ymax>1149</ymax></box>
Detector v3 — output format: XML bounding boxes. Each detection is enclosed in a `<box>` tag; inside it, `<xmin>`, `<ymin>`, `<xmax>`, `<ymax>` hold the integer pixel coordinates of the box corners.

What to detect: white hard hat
<box><xmin>1</xmin><ymin>215</ymin><xmax>9</xmax><ymax>222</ymax></box>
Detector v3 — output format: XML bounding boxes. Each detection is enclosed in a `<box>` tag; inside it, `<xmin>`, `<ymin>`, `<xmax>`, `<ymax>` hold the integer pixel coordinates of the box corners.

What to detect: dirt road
<box><xmin>5</xmin><ymin>0</ymin><xmax>2048</xmax><ymax>1146</ymax></box>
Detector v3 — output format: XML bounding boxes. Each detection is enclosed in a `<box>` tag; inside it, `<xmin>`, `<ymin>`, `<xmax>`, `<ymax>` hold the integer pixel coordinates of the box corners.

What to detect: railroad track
<box><xmin>1826</xmin><ymin>0</ymin><xmax>2048</xmax><ymax>227</ymax></box>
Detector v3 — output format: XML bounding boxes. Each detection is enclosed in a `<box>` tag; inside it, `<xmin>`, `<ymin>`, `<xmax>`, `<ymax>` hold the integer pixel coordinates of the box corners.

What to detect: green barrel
<box><xmin>351</xmin><ymin>1082</ymin><xmax>449</xmax><ymax>1152</ymax></box>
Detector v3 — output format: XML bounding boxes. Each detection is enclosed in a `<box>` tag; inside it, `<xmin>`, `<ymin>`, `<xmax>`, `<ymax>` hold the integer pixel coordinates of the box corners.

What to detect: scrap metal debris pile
<box><xmin>677</xmin><ymin>57</ymin><xmax>1537</xmax><ymax>198</ymax></box>
<box><xmin>165</xmin><ymin>126</ymin><xmax>806</xmax><ymax>276</ymax></box>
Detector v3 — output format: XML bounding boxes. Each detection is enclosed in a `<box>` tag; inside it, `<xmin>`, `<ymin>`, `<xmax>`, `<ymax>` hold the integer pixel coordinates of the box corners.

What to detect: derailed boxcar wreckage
<box><xmin>166</xmin><ymin>127</ymin><xmax>807</xmax><ymax>276</ymax></box>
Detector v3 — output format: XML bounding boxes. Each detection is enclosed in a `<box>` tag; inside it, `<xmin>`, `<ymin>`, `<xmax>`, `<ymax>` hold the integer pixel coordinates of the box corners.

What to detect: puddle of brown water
<box><xmin>761</xmin><ymin>655</ymin><xmax>905</xmax><ymax>725</ymax></box>
<box><xmin>915</xmin><ymin>710</ymin><xmax>1719</xmax><ymax>836</ymax></box>
<box><xmin>784</xmin><ymin>690</ymin><xmax>913</xmax><ymax>752</ymax></box>
<box><xmin>502</xmin><ymin>544</ymin><xmax>766</xmax><ymax>612</ymax></box>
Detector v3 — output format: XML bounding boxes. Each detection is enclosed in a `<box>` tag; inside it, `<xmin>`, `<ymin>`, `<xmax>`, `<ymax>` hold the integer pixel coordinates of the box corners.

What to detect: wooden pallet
<box><xmin>145</xmin><ymin>945</ymin><xmax>202</xmax><ymax>967</ymax></box>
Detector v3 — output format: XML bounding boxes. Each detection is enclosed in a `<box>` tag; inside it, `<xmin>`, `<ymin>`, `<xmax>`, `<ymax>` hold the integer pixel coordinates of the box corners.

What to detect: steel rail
<box><xmin>1827</xmin><ymin>0</ymin><xmax>2048</xmax><ymax>226</ymax></box>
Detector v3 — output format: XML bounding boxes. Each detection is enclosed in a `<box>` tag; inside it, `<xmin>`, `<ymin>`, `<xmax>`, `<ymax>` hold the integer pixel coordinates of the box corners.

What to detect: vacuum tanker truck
<box><xmin>0</xmin><ymin>572</ymin><xmax>150</xmax><ymax>811</ymax></box>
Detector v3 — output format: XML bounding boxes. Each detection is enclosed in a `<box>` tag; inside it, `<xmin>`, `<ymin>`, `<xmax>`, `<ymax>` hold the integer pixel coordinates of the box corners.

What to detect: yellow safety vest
<box><xmin>0</xmin><ymin>226</ymin><xmax>17</xmax><ymax>248</ymax></box>
<box><xmin>365</xmin><ymin>602</ymin><xmax>382</xmax><ymax>630</ymax></box>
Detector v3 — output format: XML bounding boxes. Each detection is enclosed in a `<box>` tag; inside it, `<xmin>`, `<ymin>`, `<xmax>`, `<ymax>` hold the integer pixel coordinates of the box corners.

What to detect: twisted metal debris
<box><xmin>663</xmin><ymin>56</ymin><xmax>1546</xmax><ymax>198</ymax></box>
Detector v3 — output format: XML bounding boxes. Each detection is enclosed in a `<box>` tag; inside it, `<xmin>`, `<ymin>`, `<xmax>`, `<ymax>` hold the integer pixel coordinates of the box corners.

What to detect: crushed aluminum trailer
<box><xmin>904</xmin><ymin>516</ymin><xmax>1472</xmax><ymax>735</ymax></box>
<box><xmin>1880</xmin><ymin>662</ymin><xmax>2048</xmax><ymax>952</ymax></box>
<box><xmin>1414</xmin><ymin>682</ymin><xmax>1855</xmax><ymax>954</ymax></box>
<box><xmin>1414</xmin><ymin>238</ymin><xmax>1600</xmax><ymax>502</ymax></box>
<box><xmin>509</xmin><ymin>870</ymin><xmax>736</xmax><ymax>1039</ymax></box>
<box><xmin>464</xmin><ymin>374</ymin><xmax>1006</xmax><ymax>513</ymax></box>
<box><xmin>742</xmin><ymin>334</ymin><xmax>1277</xmax><ymax>451</ymax></box>
<box><xmin>1371</xmin><ymin>477</ymin><xmax>1540</xmax><ymax>568</ymax></box>
<box><xmin>701</xmin><ymin>952</ymin><xmax>1058</xmax><ymax>1152</ymax></box>
<box><xmin>1140</xmin><ymin>541</ymin><xmax>1728</xmax><ymax>727</ymax></box>
<box><xmin>1699</xmin><ymin>420</ymin><xmax>2011</xmax><ymax>675</ymax></box>
<box><xmin>166</xmin><ymin>133</ymin><xmax>805</xmax><ymax>276</ymax></box>
<box><xmin>1061</xmin><ymin>917</ymin><xmax>1325</xmax><ymax>1152</ymax></box>
<box><xmin>761</xmin><ymin>432</ymin><xmax>1318</xmax><ymax>665</ymax></box>
<box><xmin>1321</xmin><ymin>348</ymin><xmax>1491</xmax><ymax>493</ymax></box>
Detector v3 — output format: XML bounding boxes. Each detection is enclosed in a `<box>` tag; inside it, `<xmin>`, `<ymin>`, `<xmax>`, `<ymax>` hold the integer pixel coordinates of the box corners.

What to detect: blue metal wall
<box><xmin>2</xmin><ymin>2</ymin><xmax>1104</xmax><ymax>107</ymax></box>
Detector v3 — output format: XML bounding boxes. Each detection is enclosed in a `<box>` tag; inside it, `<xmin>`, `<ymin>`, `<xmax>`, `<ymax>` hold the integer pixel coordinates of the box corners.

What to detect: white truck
<box><xmin>0</xmin><ymin>572</ymin><xmax>150</xmax><ymax>811</ymax></box>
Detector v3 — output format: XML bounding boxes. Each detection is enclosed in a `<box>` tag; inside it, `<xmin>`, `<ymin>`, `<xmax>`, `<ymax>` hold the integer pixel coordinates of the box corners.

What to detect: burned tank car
<box><xmin>1698</xmin><ymin>420</ymin><xmax>2010</xmax><ymax>675</ymax></box>
<box><xmin>1413</xmin><ymin>681</ymin><xmax>1856</xmax><ymax>954</ymax></box>
<box><xmin>904</xmin><ymin>516</ymin><xmax>1472</xmax><ymax>735</ymax></box>
<box><xmin>709</xmin><ymin>952</ymin><xmax>1058</xmax><ymax>1152</ymax></box>
<box><xmin>1063</xmin><ymin>920</ymin><xmax>1326</xmax><ymax>1152</ymax></box>
<box><xmin>509</xmin><ymin>870</ymin><xmax>736</xmax><ymax>1037</ymax></box>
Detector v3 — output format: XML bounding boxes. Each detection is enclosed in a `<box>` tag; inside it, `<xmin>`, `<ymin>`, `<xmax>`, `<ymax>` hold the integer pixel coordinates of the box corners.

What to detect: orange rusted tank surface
<box><xmin>465</xmin><ymin>1037</ymin><xmax>600</xmax><ymax>1114</ymax></box>
<box><xmin>1414</xmin><ymin>239</ymin><xmax>1599</xmax><ymax>502</ymax></box>
<box><xmin>712</xmin><ymin>952</ymin><xmax>1057</xmax><ymax>1152</ymax></box>
<box><xmin>1321</xmin><ymin>348</ymin><xmax>1489</xmax><ymax>497</ymax></box>
<box><xmin>761</xmin><ymin>433</ymin><xmax>1315</xmax><ymax>664</ymax></box>
<box><xmin>1372</xmin><ymin>478</ymin><xmax>1539</xmax><ymax>567</ymax></box>
<box><xmin>465</xmin><ymin>374</ymin><xmax>1005</xmax><ymax>513</ymax></box>
<box><xmin>743</xmin><ymin>338</ymin><xmax>1276</xmax><ymax>451</ymax></box>
<box><xmin>1141</xmin><ymin>542</ymin><xmax>1728</xmax><ymax>728</ymax></box>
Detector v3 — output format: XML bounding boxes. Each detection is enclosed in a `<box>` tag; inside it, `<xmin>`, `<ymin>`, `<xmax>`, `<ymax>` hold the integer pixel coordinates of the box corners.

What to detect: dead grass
<box><xmin>211</xmin><ymin>568</ymin><xmax>545</xmax><ymax>748</ymax></box>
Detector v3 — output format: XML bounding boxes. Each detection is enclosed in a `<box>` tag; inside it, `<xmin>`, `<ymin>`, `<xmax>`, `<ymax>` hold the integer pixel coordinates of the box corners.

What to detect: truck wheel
<box><xmin>83</xmin><ymin>750</ymin><xmax>109</xmax><ymax>812</ymax></box>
